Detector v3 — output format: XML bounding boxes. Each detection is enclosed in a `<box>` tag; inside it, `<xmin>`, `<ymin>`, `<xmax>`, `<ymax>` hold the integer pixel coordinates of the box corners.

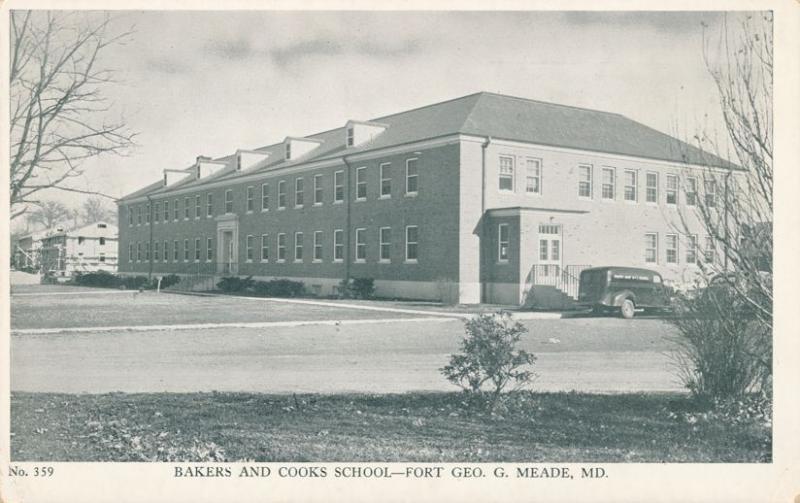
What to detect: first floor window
<box><xmin>578</xmin><ymin>164</ymin><xmax>592</xmax><ymax>198</ymax></box>
<box><xmin>246</xmin><ymin>235</ymin><xmax>254</xmax><ymax>261</ymax></box>
<box><xmin>665</xmin><ymin>234</ymin><xmax>678</xmax><ymax>264</ymax></box>
<box><xmin>173</xmin><ymin>240</ymin><xmax>179</xmax><ymax>261</ymax></box>
<box><xmin>334</xmin><ymin>171</ymin><xmax>344</xmax><ymax>202</ymax></box>
<box><xmin>526</xmin><ymin>158</ymin><xmax>541</xmax><ymax>194</ymax></box>
<box><xmin>145</xmin><ymin>241</ymin><xmax>150</xmax><ymax>260</ymax></box>
<box><xmin>646</xmin><ymin>172</ymin><xmax>658</xmax><ymax>203</ymax></box>
<box><xmin>380</xmin><ymin>163</ymin><xmax>391</xmax><ymax>197</ymax></box>
<box><xmin>405</xmin><ymin>226</ymin><xmax>419</xmax><ymax>262</ymax></box>
<box><xmin>624</xmin><ymin>169</ymin><xmax>637</xmax><ymax>202</ymax></box>
<box><xmin>313</xmin><ymin>231</ymin><xmax>323</xmax><ymax>261</ymax></box>
<box><xmin>333</xmin><ymin>230</ymin><xmax>344</xmax><ymax>261</ymax></box>
<box><xmin>194</xmin><ymin>238</ymin><xmax>201</xmax><ymax>261</ymax></box>
<box><xmin>164</xmin><ymin>241</ymin><xmax>169</xmax><ymax>262</ymax></box>
<box><xmin>498</xmin><ymin>224</ymin><xmax>509</xmax><ymax>261</ymax></box>
<box><xmin>704</xmin><ymin>236</ymin><xmax>715</xmax><ymax>263</ymax></box>
<box><xmin>666</xmin><ymin>175</ymin><xmax>678</xmax><ymax>205</ymax></box>
<box><xmin>601</xmin><ymin>167</ymin><xmax>615</xmax><ymax>199</ymax></box>
<box><xmin>137</xmin><ymin>242</ymin><xmax>142</xmax><ymax>261</ymax></box>
<box><xmin>154</xmin><ymin>241</ymin><xmax>160</xmax><ymax>261</ymax></box>
<box><xmin>645</xmin><ymin>233</ymin><xmax>658</xmax><ymax>263</ymax></box>
<box><xmin>184</xmin><ymin>239</ymin><xmax>190</xmax><ymax>261</ymax></box>
<box><xmin>355</xmin><ymin>228</ymin><xmax>366</xmax><ymax>262</ymax></box>
<box><xmin>261</xmin><ymin>234</ymin><xmax>269</xmax><ymax>261</ymax></box>
<box><xmin>686</xmin><ymin>235</ymin><xmax>698</xmax><ymax>264</ymax></box>
<box><xmin>379</xmin><ymin>227</ymin><xmax>391</xmax><ymax>262</ymax></box>
<box><xmin>246</xmin><ymin>186</ymin><xmax>255</xmax><ymax>212</ymax></box>
<box><xmin>499</xmin><ymin>156</ymin><xmax>514</xmax><ymax>191</ymax></box>
<box><xmin>294</xmin><ymin>232</ymin><xmax>303</xmax><ymax>261</ymax></box>
<box><xmin>277</xmin><ymin>233</ymin><xmax>286</xmax><ymax>261</ymax></box>
<box><xmin>207</xmin><ymin>238</ymin><xmax>213</xmax><ymax>261</ymax></box>
<box><xmin>406</xmin><ymin>159</ymin><xmax>418</xmax><ymax>195</ymax></box>
<box><xmin>225</xmin><ymin>189</ymin><xmax>234</xmax><ymax>213</ymax></box>
<box><xmin>129</xmin><ymin>243</ymin><xmax>134</xmax><ymax>262</ymax></box>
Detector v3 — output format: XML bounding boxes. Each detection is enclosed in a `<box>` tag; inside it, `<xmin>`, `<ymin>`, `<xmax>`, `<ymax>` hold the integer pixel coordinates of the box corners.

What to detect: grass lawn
<box><xmin>11</xmin><ymin>391</ymin><xmax>770</xmax><ymax>463</ymax></box>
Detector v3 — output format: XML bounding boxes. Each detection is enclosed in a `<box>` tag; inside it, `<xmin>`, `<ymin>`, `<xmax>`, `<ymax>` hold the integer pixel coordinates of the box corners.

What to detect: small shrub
<box><xmin>74</xmin><ymin>271</ymin><xmax>119</xmax><ymax>288</ymax></box>
<box><xmin>159</xmin><ymin>274</ymin><xmax>181</xmax><ymax>288</ymax></box>
<box><xmin>252</xmin><ymin>279</ymin><xmax>305</xmax><ymax>297</ymax></box>
<box><xmin>337</xmin><ymin>277</ymin><xmax>375</xmax><ymax>299</ymax></box>
<box><xmin>216</xmin><ymin>276</ymin><xmax>255</xmax><ymax>293</ymax></box>
<box><xmin>440</xmin><ymin>312</ymin><xmax>536</xmax><ymax>410</ymax></box>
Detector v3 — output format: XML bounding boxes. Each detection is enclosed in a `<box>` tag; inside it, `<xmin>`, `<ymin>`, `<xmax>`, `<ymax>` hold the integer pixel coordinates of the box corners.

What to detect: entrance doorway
<box><xmin>537</xmin><ymin>223</ymin><xmax>562</xmax><ymax>284</ymax></box>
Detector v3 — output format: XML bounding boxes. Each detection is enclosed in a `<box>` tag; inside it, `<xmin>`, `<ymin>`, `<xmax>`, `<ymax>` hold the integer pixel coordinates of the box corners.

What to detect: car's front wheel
<box><xmin>620</xmin><ymin>299</ymin><xmax>635</xmax><ymax>319</ymax></box>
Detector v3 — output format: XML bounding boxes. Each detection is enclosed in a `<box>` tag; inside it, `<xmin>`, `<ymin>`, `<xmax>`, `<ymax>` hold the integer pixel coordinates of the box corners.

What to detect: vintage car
<box><xmin>577</xmin><ymin>266</ymin><xmax>673</xmax><ymax>319</ymax></box>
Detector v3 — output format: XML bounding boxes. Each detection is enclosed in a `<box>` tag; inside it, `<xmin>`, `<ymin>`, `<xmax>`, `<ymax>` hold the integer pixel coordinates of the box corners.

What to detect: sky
<box><xmin>15</xmin><ymin>9</ymin><xmax>741</xmax><ymax>225</ymax></box>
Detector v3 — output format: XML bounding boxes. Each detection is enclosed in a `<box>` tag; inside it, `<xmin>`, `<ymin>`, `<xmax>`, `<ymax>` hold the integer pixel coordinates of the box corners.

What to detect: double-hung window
<box><xmin>704</xmin><ymin>236</ymin><xmax>715</xmax><ymax>263</ymax></box>
<box><xmin>666</xmin><ymin>175</ymin><xmax>678</xmax><ymax>205</ymax></box>
<box><xmin>194</xmin><ymin>195</ymin><xmax>201</xmax><ymax>219</ymax></box>
<box><xmin>206</xmin><ymin>193</ymin><xmax>213</xmax><ymax>217</ymax></box>
<box><xmin>154</xmin><ymin>241</ymin><xmax>160</xmax><ymax>261</ymax></box>
<box><xmin>686</xmin><ymin>235</ymin><xmax>698</xmax><ymax>264</ymax></box>
<box><xmin>277</xmin><ymin>233</ymin><xmax>286</xmax><ymax>261</ymax></box>
<box><xmin>499</xmin><ymin>156</ymin><xmax>514</xmax><ymax>191</ymax></box>
<box><xmin>163</xmin><ymin>201</ymin><xmax>170</xmax><ymax>222</ymax></box>
<box><xmin>314</xmin><ymin>175</ymin><xmax>323</xmax><ymax>205</ymax></box>
<box><xmin>355</xmin><ymin>228</ymin><xmax>366</xmax><ymax>262</ymax></box>
<box><xmin>578</xmin><ymin>165</ymin><xmax>593</xmax><ymax>198</ymax></box>
<box><xmin>224</xmin><ymin>190</ymin><xmax>233</xmax><ymax>213</ymax></box>
<box><xmin>295</xmin><ymin>178</ymin><xmax>304</xmax><ymax>207</ymax></box>
<box><xmin>665</xmin><ymin>234</ymin><xmax>678</xmax><ymax>264</ymax></box>
<box><xmin>164</xmin><ymin>240</ymin><xmax>169</xmax><ymax>262</ymax></box>
<box><xmin>206</xmin><ymin>238</ymin><xmax>213</xmax><ymax>261</ymax></box>
<box><xmin>128</xmin><ymin>243</ymin><xmax>134</xmax><ymax>262</ymax></box>
<box><xmin>645</xmin><ymin>233</ymin><xmax>658</xmax><ymax>263</ymax></box>
<box><xmin>184</xmin><ymin>197</ymin><xmax>191</xmax><ymax>219</ymax></box>
<box><xmin>137</xmin><ymin>242</ymin><xmax>142</xmax><ymax>261</ymax></box>
<box><xmin>294</xmin><ymin>232</ymin><xmax>303</xmax><ymax>261</ymax></box>
<box><xmin>183</xmin><ymin>239</ymin><xmax>190</xmax><ymax>261</ymax></box>
<box><xmin>145</xmin><ymin>204</ymin><xmax>150</xmax><ymax>224</ymax></box>
<box><xmin>278</xmin><ymin>181</ymin><xmax>286</xmax><ymax>209</ymax></box>
<box><xmin>623</xmin><ymin>169</ymin><xmax>637</xmax><ymax>202</ymax></box>
<box><xmin>313</xmin><ymin>231</ymin><xmax>323</xmax><ymax>261</ymax></box>
<box><xmin>405</xmin><ymin>226</ymin><xmax>419</xmax><ymax>262</ymax></box>
<box><xmin>379</xmin><ymin>227</ymin><xmax>391</xmax><ymax>262</ymax></box>
<box><xmin>405</xmin><ymin>159</ymin><xmax>418</xmax><ymax>195</ymax></box>
<box><xmin>705</xmin><ymin>179</ymin><xmax>717</xmax><ymax>207</ymax></box>
<box><xmin>128</xmin><ymin>207</ymin><xmax>134</xmax><ymax>226</ymax></box>
<box><xmin>355</xmin><ymin>167</ymin><xmax>367</xmax><ymax>200</ymax></box>
<box><xmin>601</xmin><ymin>167</ymin><xmax>616</xmax><ymax>200</ymax></box>
<box><xmin>334</xmin><ymin>171</ymin><xmax>344</xmax><ymax>203</ymax></box>
<box><xmin>333</xmin><ymin>230</ymin><xmax>344</xmax><ymax>262</ymax></box>
<box><xmin>686</xmin><ymin>177</ymin><xmax>698</xmax><ymax>206</ymax></box>
<box><xmin>245</xmin><ymin>235</ymin><xmax>254</xmax><ymax>262</ymax></box>
<box><xmin>645</xmin><ymin>172</ymin><xmax>658</xmax><ymax>203</ymax></box>
<box><xmin>173</xmin><ymin>240</ymin><xmax>179</xmax><ymax>261</ymax></box>
<box><xmin>246</xmin><ymin>186</ymin><xmax>255</xmax><ymax>212</ymax></box>
<box><xmin>137</xmin><ymin>206</ymin><xmax>142</xmax><ymax>225</ymax></box>
<box><xmin>260</xmin><ymin>234</ymin><xmax>269</xmax><ymax>261</ymax></box>
<box><xmin>261</xmin><ymin>183</ymin><xmax>269</xmax><ymax>211</ymax></box>
<box><xmin>154</xmin><ymin>203</ymin><xmax>161</xmax><ymax>224</ymax></box>
<box><xmin>380</xmin><ymin>163</ymin><xmax>391</xmax><ymax>198</ymax></box>
<box><xmin>498</xmin><ymin>224</ymin><xmax>510</xmax><ymax>262</ymax></box>
<box><xmin>194</xmin><ymin>238</ymin><xmax>201</xmax><ymax>261</ymax></box>
<box><xmin>144</xmin><ymin>242</ymin><xmax>150</xmax><ymax>260</ymax></box>
<box><xmin>173</xmin><ymin>199</ymin><xmax>179</xmax><ymax>221</ymax></box>
<box><xmin>526</xmin><ymin>158</ymin><xmax>541</xmax><ymax>194</ymax></box>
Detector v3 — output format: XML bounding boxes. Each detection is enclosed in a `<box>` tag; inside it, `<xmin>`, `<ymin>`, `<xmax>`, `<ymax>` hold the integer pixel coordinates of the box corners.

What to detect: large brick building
<box><xmin>117</xmin><ymin>92</ymin><xmax>736</xmax><ymax>305</ymax></box>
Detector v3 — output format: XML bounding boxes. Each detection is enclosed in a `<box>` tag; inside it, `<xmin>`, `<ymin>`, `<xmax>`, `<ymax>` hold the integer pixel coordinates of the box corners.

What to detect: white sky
<box><xmin>26</xmin><ymin>10</ymin><xmax>738</xmax><ymax>210</ymax></box>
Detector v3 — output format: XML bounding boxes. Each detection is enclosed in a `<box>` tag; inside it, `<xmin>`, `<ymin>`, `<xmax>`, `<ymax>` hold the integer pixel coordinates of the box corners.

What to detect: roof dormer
<box><xmin>235</xmin><ymin>149</ymin><xmax>271</xmax><ymax>171</ymax></box>
<box><xmin>194</xmin><ymin>155</ymin><xmax>227</xmax><ymax>179</ymax></box>
<box><xmin>284</xmin><ymin>137</ymin><xmax>324</xmax><ymax>161</ymax></box>
<box><xmin>163</xmin><ymin>169</ymin><xmax>190</xmax><ymax>187</ymax></box>
<box><xmin>345</xmin><ymin>120</ymin><xmax>388</xmax><ymax>148</ymax></box>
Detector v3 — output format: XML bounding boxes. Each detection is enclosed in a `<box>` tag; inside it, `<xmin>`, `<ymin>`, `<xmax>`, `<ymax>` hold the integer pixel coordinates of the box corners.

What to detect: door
<box><xmin>221</xmin><ymin>231</ymin><xmax>236</xmax><ymax>274</ymax></box>
<box><xmin>537</xmin><ymin>224</ymin><xmax>562</xmax><ymax>285</ymax></box>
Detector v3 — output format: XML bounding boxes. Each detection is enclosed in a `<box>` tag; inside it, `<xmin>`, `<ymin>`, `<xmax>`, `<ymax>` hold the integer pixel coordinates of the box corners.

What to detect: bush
<box><xmin>159</xmin><ymin>274</ymin><xmax>181</xmax><ymax>288</ymax></box>
<box><xmin>252</xmin><ymin>279</ymin><xmax>305</xmax><ymax>298</ymax></box>
<box><xmin>216</xmin><ymin>276</ymin><xmax>255</xmax><ymax>293</ymax></box>
<box><xmin>74</xmin><ymin>271</ymin><xmax>119</xmax><ymax>288</ymax></box>
<box><xmin>120</xmin><ymin>275</ymin><xmax>150</xmax><ymax>290</ymax></box>
<box><xmin>669</xmin><ymin>285</ymin><xmax>772</xmax><ymax>402</ymax></box>
<box><xmin>337</xmin><ymin>277</ymin><xmax>375</xmax><ymax>299</ymax></box>
<box><xmin>440</xmin><ymin>312</ymin><xmax>536</xmax><ymax>410</ymax></box>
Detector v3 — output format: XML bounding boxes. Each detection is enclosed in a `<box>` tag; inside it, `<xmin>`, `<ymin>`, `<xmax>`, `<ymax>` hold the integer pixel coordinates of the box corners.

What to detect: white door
<box><xmin>537</xmin><ymin>224</ymin><xmax>562</xmax><ymax>284</ymax></box>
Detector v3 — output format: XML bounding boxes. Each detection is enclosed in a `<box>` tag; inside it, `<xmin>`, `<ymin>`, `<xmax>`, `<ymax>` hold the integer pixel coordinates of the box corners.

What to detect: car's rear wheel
<box><xmin>620</xmin><ymin>299</ymin><xmax>635</xmax><ymax>319</ymax></box>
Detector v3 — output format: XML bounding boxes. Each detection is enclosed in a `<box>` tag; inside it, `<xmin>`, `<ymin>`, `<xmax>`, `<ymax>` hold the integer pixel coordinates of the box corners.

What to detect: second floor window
<box><xmin>295</xmin><ymin>178</ymin><xmax>304</xmax><ymax>207</ymax></box>
<box><xmin>334</xmin><ymin>171</ymin><xmax>344</xmax><ymax>202</ymax></box>
<box><xmin>173</xmin><ymin>199</ymin><xmax>179</xmax><ymax>221</ymax></box>
<box><xmin>163</xmin><ymin>201</ymin><xmax>169</xmax><ymax>222</ymax></box>
<box><xmin>406</xmin><ymin>159</ymin><xmax>418</xmax><ymax>195</ymax></box>
<box><xmin>666</xmin><ymin>175</ymin><xmax>678</xmax><ymax>205</ymax></box>
<box><xmin>278</xmin><ymin>181</ymin><xmax>286</xmax><ymax>209</ymax></box>
<box><xmin>314</xmin><ymin>175</ymin><xmax>323</xmax><ymax>204</ymax></box>
<box><xmin>356</xmin><ymin>167</ymin><xmax>367</xmax><ymax>200</ymax></box>
<box><xmin>207</xmin><ymin>193</ymin><xmax>213</xmax><ymax>217</ymax></box>
<box><xmin>246</xmin><ymin>186</ymin><xmax>255</xmax><ymax>212</ymax></box>
<box><xmin>705</xmin><ymin>179</ymin><xmax>717</xmax><ymax>207</ymax></box>
<box><xmin>225</xmin><ymin>190</ymin><xmax>234</xmax><ymax>213</ymax></box>
<box><xmin>261</xmin><ymin>183</ymin><xmax>269</xmax><ymax>210</ymax></box>
<box><xmin>380</xmin><ymin>163</ymin><xmax>391</xmax><ymax>197</ymax></box>
<box><xmin>646</xmin><ymin>172</ymin><xmax>658</xmax><ymax>203</ymax></box>
<box><xmin>184</xmin><ymin>197</ymin><xmax>190</xmax><ymax>219</ymax></box>
<box><xmin>601</xmin><ymin>167</ymin><xmax>615</xmax><ymax>199</ymax></box>
<box><xmin>526</xmin><ymin>158</ymin><xmax>541</xmax><ymax>194</ymax></box>
<box><xmin>195</xmin><ymin>195</ymin><xmax>201</xmax><ymax>218</ymax></box>
<box><xmin>624</xmin><ymin>169</ymin><xmax>637</xmax><ymax>202</ymax></box>
<box><xmin>499</xmin><ymin>156</ymin><xmax>514</xmax><ymax>191</ymax></box>
<box><xmin>686</xmin><ymin>177</ymin><xmax>698</xmax><ymax>206</ymax></box>
<box><xmin>578</xmin><ymin>165</ymin><xmax>592</xmax><ymax>198</ymax></box>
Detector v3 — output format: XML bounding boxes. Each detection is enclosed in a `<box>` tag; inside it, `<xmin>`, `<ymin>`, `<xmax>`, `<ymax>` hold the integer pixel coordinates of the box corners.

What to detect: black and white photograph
<box><xmin>2</xmin><ymin>2</ymin><xmax>797</xmax><ymax>502</ymax></box>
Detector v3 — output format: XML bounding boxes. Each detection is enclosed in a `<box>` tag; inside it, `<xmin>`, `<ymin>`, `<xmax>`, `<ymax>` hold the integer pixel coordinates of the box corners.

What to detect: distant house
<box><xmin>12</xmin><ymin>229</ymin><xmax>49</xmax><ymax>270</ymax></box>
<box><xmin>39</xmin><ymin>222</ymin><xmax>119</xmax><ymax>278</ymax></box>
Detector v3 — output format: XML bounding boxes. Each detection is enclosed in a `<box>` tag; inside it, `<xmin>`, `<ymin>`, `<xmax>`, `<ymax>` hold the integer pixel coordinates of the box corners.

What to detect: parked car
<box><xmin>577</xmin><ymin>266</ymin><xmax>673</xmax><ymax>319</ymax></box>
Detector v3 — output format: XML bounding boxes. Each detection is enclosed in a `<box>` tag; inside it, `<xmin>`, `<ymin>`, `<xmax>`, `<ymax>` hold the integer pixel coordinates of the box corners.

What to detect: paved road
<box><xmin>11</xmin><ymin>317</ymin><xmax>684</xmax><ymax>394</ymax></box>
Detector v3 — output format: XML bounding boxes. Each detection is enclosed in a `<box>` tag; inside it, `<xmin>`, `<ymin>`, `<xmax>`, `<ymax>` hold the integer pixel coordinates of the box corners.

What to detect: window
<box><xmin>498</xmin><ymin>224</ymin><xmax>509</xmax><ymax>262</ymax></box>
<box><xmin>277</xmin><ymin>234</ymin><xmax>287</xmax><ymax>261</ymax></box>
<box><xmin>645</xmin><ymin>233</ymin><xmax>658</xmax><ymax>263</ymax></box>
<box><xmin>346</xmin><ymin>127</ymin><xmax>354</xmax><ymax>147</ymax></box>
<box><xmin>78</xmin><ymin>236</ymin><xmax>85</xmax><ymax>245</ymax></box>
<box><xmin>162</xmin><ymin>240</ymin><xmax>168</xmax><ymax>262</ymax></box>
<box><xmin>313</xmin><ymin>231</ymin><xmax>323</xmax><ymax>261</ymax></box>
<box><xmin>666</xmin><ymin>175</ymin><xmax>678</xmax><ymax>205</ymax></box>
<box><xmin>129</xmin><ymin>243</ymin><xmax>134</xmax><ymax>262</ymax></box>
<box><xmin>206</xmin><ymin>193</ymin><xmax>213</xmax><ymax>217</ymax></box>
<box><xmin>295</xmin><ymin>178</ymin><xmax>304</xmax><ymax>207</ymax></box>
<box><xmin>526</xmin><ymin>158</ymin><xmax>541</xmax><ymax>194</ymax></box>
<box><xmin>705</xmin><ymin>179</ymin><xmax>717</xmax><ymax>207</ymax></box>
<box><xmin>314</xmin><ymin>175</ymin><xmax>323</xmax><ymax>205</ymax></box>
<box><xmin>499</xmin><ymin>156</ymin><xmax>514</xmax><ymax>191</ymax></box>
<box><xmin>137</xmin><ymin>206</ymin><xmax>142</xmax><ymax>225</ymax></box>
<box><xmin>405</xmin><ymin>226</ymin><xmax>419</xmax><ymax>262</ymax></box>
<box><xmin>246</xmin><ymin>186</ymin><xmax>255</xmax><ymax>212</ymax></box>
<box><xmin>245</xmin><ymin>235</ymin><xmax>254</xmax><ymax>262</ymax></box>
<box><xmin>355</xmin><ymin>228</ymin><xmax>366</xmax><ymax>262</ymax></box>
<box><xmin>278</xmin><ymin>181</ymin><xmax>287</xmax><ymax>209</ymax></box>
<box><xmin>285</xmin><ymin>142</ymin><xmax>291</xmax><ymax>160</ymax></box>
<box><xmin>99</xmin><ymin>253</ymin><xmax>106</xmax><ymax>262</ymax></box>
<box><xmin>645</xmin><ymin>172</ymin><xmax>658</xmax><ymax>203</ymax></box>
<box><xmin>333</xmin><ymin>229</ymin><xmax>344</xmax><ymax>261</ymax></box>
<box><xmin>173</xmin><ymin>199</ymin><xmax>179</xmax><ymax>221</ymax></box>
<box><xmin>334</xmin><ymin>171</ymin><xmax>344</xmax><ymax>203</ymax></box>
<box><xmin>154</xmin><ymin>203</ymin><xmax>161</xmax><ymax>223</ymax></box>
<box><xmin>406</xmin><ymin>158</ymin><xmax>418</xmax><ymax>195</ymax></box>
<box><xmin>578</xmin><ymin>165</ymin><xmax>593</xmax><ymax>198</ymax></box>
<box><xmin>356</xmin><ymin>167</ymin><xmax>367</xmax><ymax>200</ymax></box>
<box><xmin>194</xmin><ymin>238</ymin><xmax>201</xmax><ymax>261</ymax></box>
<box><xmin>206</xmin><ymin>238</ymin><xmax>213</xmax><ymax>261</ymax></box>
<box><xmin>128</xmin><ymin>207</ymin><xmax>134</xmax><ymax>226</ymax></box>
<box><xmin>145</xmin><ymin>241</ymin><xmax>150</xmax><ymax>261</ymax></box>
<box><xmin>686</xmin><ymin>235</ymin><xmax>698</xmax><ymax>264</ymax></box>
<box><xmin>704</xmin><ymin>236</ymin><xmax>715</xmax><ymax>263</ymax></box>
<box><xmin>163</xmin><ymin>201</ymin><xmax>169</xmax><ymax>222</ymax></box>
<box><xmin>173</xmin><ymin>240</ymin><xmax>179</xmax><ymax>261</ymax></box>
<box><xmin>195</xmin><ymin>195</ymin><xmax>201</xmax><ymax>218</ymax></box>
<box><xmin>686</xmin><ymin>177</ymin><xmax>698</xmax><ymax>206</ymax></box>
<box><xmin>623</xmin><ymin>169</ymin><xmax>637</xmax><ymax>202</ymax></box>
<box><xmin>379</xmin><ymin>227</ymin><xmax>391</xmax><ymax>262</ymax></box>
<box><xmin>183</xmin><ymin>239</ymin><xmax>189</xmax><ymax>261</ymax></box>
<box><xmin>223</xmin><ymin>190</ymin><xmax>233</xmax><ymax>213</ymax></box>
<box><xmin>184</xmin><ymin>197</ymin><xmax>191</xmax><ymax>219</ymax></box>
<box><xmin>294</xmin><ymin>232</ymin><xmax>303</xmax><ymax>261</ymax></box>
<box><xmin>145</xmin><ymin>204</ymin><xmax>150</xmax><ymax>224</ymax></box>
<box><xmin>99</xmin><ymin>237</ymin><xmax>106</xmax><ymax>246</ymax></box>
<box><xmin>260</xmin><ymin>234</ymin><xmax>269</xmax><ymax>261</ymax></box>
<box><xmin>380</xmin><ymin>163</ymin><xmax>391</xmax><ymax>198</ymax></box>
<box><xmin>601</xmin><ymin>167</ymin><xmax>615</xmax><ymax>199</ymax></box>
<box><xmin>665</xmin><ymin>234</ymin><xmax>678</xmax><ymax>264</ymax></box>
<box><xmin>261</xmin><ymin>183</ymin><xmax>269</xmax><ymax>211</ymax></box>
<box><xmin>154</xmin><ymin>241</ymin><xmax>160</xmax><ymax>261</ymax></box>
<box><xmin>137</xmin><ymin>242</ymin><xmax>142</xmax><ymax>261</ymax></box>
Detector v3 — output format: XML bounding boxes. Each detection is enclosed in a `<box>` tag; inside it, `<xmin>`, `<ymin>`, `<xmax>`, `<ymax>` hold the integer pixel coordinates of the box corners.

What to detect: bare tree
<box><xmin>9</xmin><ymin>11</ymin><xmax>136</xmax><ymax>221</ymax></box>
<box><xmin>675</xmin><ymin>13</ymin><xmax>772</xmax><ymax>329</ymax></box>
<box><xmin>27</xmin><ymin>200</ymin><xmax>71</xmax><ymax>229</ymax></box>
<box><xmin>81</xmin><ymin>196</ymin><xmax>116</xmax><ymax>224</ymax></box>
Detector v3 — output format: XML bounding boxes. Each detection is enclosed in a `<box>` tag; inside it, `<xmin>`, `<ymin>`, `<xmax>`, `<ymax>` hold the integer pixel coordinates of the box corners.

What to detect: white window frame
<box><xmin>295</xmin><ymin>177</ymin><xmax>304</xmax><ymax>207</ymax></box>
<box><xmin>183</xmin><ymin>239</ymin><xmax>189</xmax><ymax>262</ymax></box>
<box><xmin>354</xmin><ymin>228</ymin><xmax>366</xmax><ymax>262</ymax></box>
<box><xmin>405</xmin><ymin>225</ymin><xmax>419</xmax><ymax>263</ymax></box>
<box><xmin>498</xmin><ymin>223</ymin><xmax>510</xmax><ymax>263</ymax></box>
<box><xmin>525</xmin><ymin>158</ymin><xmax>541</xmax><ymax>195</ymax></box>
<box><xmin>206</xmin><ymin>193</ymin><xmax>213</xmax><ymax>217</ymax></box>
<box><xmin>261</xmin><ymin>183</ymin><xmax>270</xmax><ymax>211</ymax></box>
<box><xmin>665</xmin><ymin>233</ymin><xmax>679</xmax><ymax>264</ymax></box>
<box><xmin>355</xmin><ymin>167</ymin><xmax>367</xmax><ymax>201</ymax></box>
<box><xmin>278</xmin><ymin>180</ymin><xmax>287</xmax><ymax>209</ymax></box>
<box><xmin>173</xmin><ymin>199</ymin><xmax>180</xmax><ymax>221</ymax></box>
<box><xmin>666</xmin><ymin>174</ymin><xmax>678</xmax><ymax>205</ymax></box>
<box><xmin>173</xmin><ymin>240</ymin><xmax>179</xmax><ymax>262</ymax></box>
<box><xmin>601</xmin><ymin>167</ymin><xmax>616</xmax><ymax>200</ymax></box>
<box><xmin>277</xmin><ymin>233</ymin><xmax>286</xmax><ymax>262</ymax></box>
<box><xmin>246</xmin><ymin>186</ymin><xmax>255</xmax><ymax>212</ymax></box>
<box><xmin>379</xmin><ymin>227</ymin><xmax>391</xmax><ymax>262</ymax></box>
<box><xmin>194</xmin><ymin>238</ymin><xmax>201</xmax><ymax>262</ymax></box>
<box><xmin>163</xmin><ymin>240</ymin><xmax>168</xmax><ymax>262</ymax></box>
<box><xmin>346</xmin><ymin>127</ymin><xmax>354</xmax><ymax>147</ymax></box>
<box><xmin>333</xmin><ymin>170</ymin><xmax>344</xmax><ymax>203</ymax></box>
<box><xmin>623</xmin><ymin>169</ymin><xmax>638</xmax><ymax>202</ymax></box>
<box><xmin>313</xmin><ymin>174</ymin><xmax>323</xmax><ymax>205</ymax></box>
<box><xmin>686</xmin><ymin>234</ymin><xmax>698</xmax><ymax>265</ymax></box>
<box><xmin>154</xmin><ymin>202</ymin><xmax>160</xmax><ymax>224</ymax></box>
<box><xmin>686</xmin><ymin>177</ymin><xmax>698</xmax><ymax>206</ymax></box>
<box><xmin>260</xmin><ymin>234</ymin><xmax>269</xmax><ymax>262</ymax></box>
<box><xmin>163</xmin><ymin>201</ymin><xmax>169</xmax><ymax>222</ymax></box>
<box><xmin>705</xmin><ymin>179</ymin><xmax>717</xmax><ymax>207</ymax></box>
<box><xmin>195</xmin><ymin>195</ymin><xmax>201</xmax><ymax>219</ymax></box>
<box><xmin>333</xmin><ymin>229</ymin><xmax>344</xmax><ymax>262</ymax></box>
<box><xmin>380</xmin><ymin>163</ymin><xmax>392</xmax><ymax>198</ymax></box>
<box><xmin>578</xmin><ymin>164</ymin><xmax>593</xmax><ymax>199</ymax></box>
<box><xmin>128</xmin><ymin>243</ymin><xmax>134</xmax><ymax>262</ymax></box>
<box><xmin>206</xmin><ymin>238</ymin><xmax>213</xmax><ymax>261</ymax></box>
<box><xmin>313</xmin><ymin>231</ymin><xmax>323</xmax><ymax>262</ymax></box>
<box><xmin>294</xmin><ymin>232</ymin><xmax>303</xmax><ymax>262</ymax></box>
<box><xmin>245</xmin><ymin>235</ymin><xmax>254</xmax><ymax>262</ymax></box>
<box><xmin>645</xmin><ymin>233</ymin><xmax>658</xmax><ymax>264</ymax></box>
<box><xmin>224</xmin><ymin>190</ymin><xmax>233</xmax><ymax>214</ymax></box>
<box><xmin>645</xmin><ymin>172</ymin><xmax>658</xmax><ymax>204</ymax></box>
<box><xmin>405</xmin><ymin>158</ymin><xmax>418</xmax><ymax>196</ymax></box>
<box><xmin>499</xmin><ymin>155</ymin><xmax>515</xmax><ymax>192</ymax></box>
